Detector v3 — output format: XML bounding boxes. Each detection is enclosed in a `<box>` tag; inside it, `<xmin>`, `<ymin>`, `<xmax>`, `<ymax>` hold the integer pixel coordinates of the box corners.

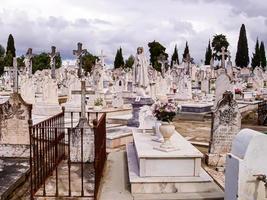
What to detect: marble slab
<box><xmin>132</xmin><ymin>129</ymin><xmax>203</xmax><ymax>177</ymax></box>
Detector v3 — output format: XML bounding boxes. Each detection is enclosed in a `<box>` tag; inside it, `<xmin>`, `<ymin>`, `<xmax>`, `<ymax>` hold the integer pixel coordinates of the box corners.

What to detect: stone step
<box><xmin>133</xmin><ymin>192</ymin><xmax>224</xmax><ymax>200</ymax></box>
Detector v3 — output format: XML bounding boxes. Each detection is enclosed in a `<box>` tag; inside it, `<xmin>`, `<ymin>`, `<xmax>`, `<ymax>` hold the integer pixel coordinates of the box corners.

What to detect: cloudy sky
<box><xmin>0</xmin><ymin>0</ymin><xmax>267</xmax><ymax>65</ymax></box>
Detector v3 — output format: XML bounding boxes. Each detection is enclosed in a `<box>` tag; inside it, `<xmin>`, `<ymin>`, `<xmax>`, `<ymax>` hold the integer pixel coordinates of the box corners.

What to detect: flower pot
<box><xmin>152</xmin><ymin>121</ymin><xmax>164</xmax><ymax>142</ymax></box>
<box><xmin>159</xmin><ymin>122</ymin><xmax>175</xmax><ymax>149</ymax></box>
<box><xmin>94</xmin><ymin>105</ymin><xmax>103</xmax><ymax>111</ymax></box>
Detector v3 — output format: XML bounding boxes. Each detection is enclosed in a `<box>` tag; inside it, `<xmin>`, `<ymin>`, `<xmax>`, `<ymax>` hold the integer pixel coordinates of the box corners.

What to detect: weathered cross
<box><xmin>98</xmin><ymin>50</ymin><xmax>107</xmax><ymax>67</ymax></box>
<box><xmin>24</xmin><ymin>48</ymin><xmax>34</xmax><ymax>76</ymax></box>
<box><xmin>157</xmin><ymin>54</ymin><xmax>168</xmax><ymax>78</ymax></box>
<box><xmin>48</xmin><ymin>46</ymin><xmax>59</xmax><ymax>79</ymax></box>
<box><xmin>218</xmin><ymin>47</ymin><xmax>230</xmax><ymax>69</ymax></box>
<box><xmin>73</xmin><ymin>42</ymin><xmax>87</xmax><ymax>78</ymax></box>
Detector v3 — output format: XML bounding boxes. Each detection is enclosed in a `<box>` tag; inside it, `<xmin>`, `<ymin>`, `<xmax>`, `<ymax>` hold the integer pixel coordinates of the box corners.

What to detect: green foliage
<box><xmin>6</xmin><ymin>34</ymin><xmax>16</xmax><ymax>57</ymax></box>
<box><xmin>148</xmin><ymin>40</ymin><xmax>168</xmax><ymax>71</ymax></box>
<box><xmin>4</xmin><ymin>51</ymin><xmax>13</xmax><ymax>67</ymax></box>
<box><xmin>260</xmin><ymin>41</ymin><xmax>266</xmax><ymax>69</ymax></box>
<box><xmin>251</xmin><ymin>38</ymin><xmax>261</xmax><ymax>69</ymax></box>
<box><xmin>124</xmin><ymin>55</ymin><xmax>135</xmax><ymax>71</ymax></box>
<box><xmin>182</xmin><ymin>42</ymin><xmax>190</xmax><ymax>60</ymax></box>
<box><xmin>32</xmin><ymin>52</ymin><xmax>62</xmax><ymax>74</ymax></box>
<box><xmin>171</xmin><ymin>45</ymin><xmax>179</xmax><ymax>67</ymax></box>
<box><xmin>0</xmin><ymin>45</ymin><xmax>5</xmax><ymax>57</ymax></box>
<box><xmin>81</xmin><ymin>52</ymin><xmax>98</xmax><ymax>75</ymax></box>
<box><xmin>211</xmin><ymin>34</ymin><xmax>229</xmax><ymax>61</ymax></box>
<box><xmin>204</xmin><ymin>40</ymin><xmax>212</xmax><ymax>65</ymax></box>
<box><xmin>114</xmin><ymin>47</ymin><xmax>124</xmax><ymax>69</ymax></box>
<box><xmin>0</xmin><ymin>56</ymin><xmax>4</xmax><ymax>76</ymax></box>
<box><xmin>235</xmin><ymin>24</ymin><xmax>249</xmax><ymax>68</ymax></box>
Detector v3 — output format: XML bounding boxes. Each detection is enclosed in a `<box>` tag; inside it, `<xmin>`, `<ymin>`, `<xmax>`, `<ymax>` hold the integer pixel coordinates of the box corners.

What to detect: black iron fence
<box><xmin>29</xmin><ymin>110</ymin><xmax>107</xmax><ymax>199</ymax></box>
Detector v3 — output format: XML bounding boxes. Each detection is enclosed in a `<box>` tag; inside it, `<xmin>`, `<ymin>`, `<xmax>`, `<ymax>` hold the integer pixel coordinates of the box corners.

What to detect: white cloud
<box><xmin>0</xmin><ymin>0</ymin><xmax>266</xmax><ymax>65</ymax></box>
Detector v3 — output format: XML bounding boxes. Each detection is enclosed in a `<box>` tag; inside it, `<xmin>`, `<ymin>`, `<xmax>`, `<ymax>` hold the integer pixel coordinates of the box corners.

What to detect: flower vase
<box><xmin>152</xmin><ymin>121</ymin><xmax>164</xmax><ymax>142</ymax></box>
<box><xmin>154</xmin><ymin>122</ymin><xmax>178</xmax><ymax>152</ymax></box>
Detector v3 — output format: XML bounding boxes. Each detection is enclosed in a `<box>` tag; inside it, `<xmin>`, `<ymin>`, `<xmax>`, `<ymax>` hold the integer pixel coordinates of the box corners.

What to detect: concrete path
<box><xmin>99</xmin><ymin>151</ymin><xmax>133</xmax><ymax>200</ymax></box>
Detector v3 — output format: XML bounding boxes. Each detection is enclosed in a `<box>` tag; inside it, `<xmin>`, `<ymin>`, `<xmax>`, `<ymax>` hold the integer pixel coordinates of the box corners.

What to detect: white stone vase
<box><xmin>152</xmin><ymin>121</ymin><xmax>164</xmax><ymax>142</ymax></box>
<box><xmin>159</xmin><ymin>122</ymin><xmax>175</xmax><ymax>149</ymax></box>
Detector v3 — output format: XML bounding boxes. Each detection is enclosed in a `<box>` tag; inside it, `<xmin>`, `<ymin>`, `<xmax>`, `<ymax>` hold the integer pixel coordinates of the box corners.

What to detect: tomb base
<box><xmin>205</xmin><ymin>153</ymin><xmax>226</xmax><ymax>167</ymax></box>
<box><xmin>126</xmin><ymin>129</ymin><xmax>224</xmax><ymax>199</ymax></box>
<box><xmin>127</xmin><ymin>97</ymin><xmax>154</xmax><ymax>127</ymax></box>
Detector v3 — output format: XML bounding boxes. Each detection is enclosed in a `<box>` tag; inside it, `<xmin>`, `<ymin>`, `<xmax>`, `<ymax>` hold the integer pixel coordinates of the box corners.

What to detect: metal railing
<box><xmin>30</xmin><ymin>111</ymin><xmax>65</xmax><ymax>198</ymax></box>
<box><xmin>30</xmin><ymin>110</ymin><xmax>107</xmax><ymax>199</ymax></box>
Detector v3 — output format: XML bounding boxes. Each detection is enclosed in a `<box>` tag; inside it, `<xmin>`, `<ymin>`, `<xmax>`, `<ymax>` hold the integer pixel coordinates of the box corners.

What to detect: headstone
<box><xmin>206</xmin><ymin>91</ymin><xmax>241</xmax><ymax>167</ymax></box>
<box><xmin>215</xmin><ymin>72</ymin><xmax>233</xmax><ymax>106</ymax></box>
<box><xmin>225</xmin><ymin>129</ymin><xmax>267</xmax><ymax>200</ymax></box>
<box><xmin>0</xmin><ymin>93</ymin><xmax>32</xmax><ymax>157</ymax></box>
<box><xmin>70</xmin><ymin>45</ymin><xmax>94</xmax><ymax>163</ymax></box>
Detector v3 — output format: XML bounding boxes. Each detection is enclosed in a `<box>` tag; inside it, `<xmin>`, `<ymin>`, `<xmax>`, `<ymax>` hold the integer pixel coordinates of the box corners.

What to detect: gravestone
<box><xmin>70</xmin><ymin>44</ymin><xmax>94</xmax><ymax>163</ymax></box>
<box><xmin>0</xmin><ymin>93</ymin><xmax>32</xmax><ymax>157</ymax></box>
<box><xmin>225</xmin><ymin>129</ymin><xmax>267</xmax><ymax>200</ymax></box>
<box><xmin>215</xmin><ymin>72</ymin><xmax>233</xmax><ymax>106</ymax></box>
<box><xmin>206</xmin><ymin>91</ymin><xmax>241</xmax><ymax>167</ymax></box>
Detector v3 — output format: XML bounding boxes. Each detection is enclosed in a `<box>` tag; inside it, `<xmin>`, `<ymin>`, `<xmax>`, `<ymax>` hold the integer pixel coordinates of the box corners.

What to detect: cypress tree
<box><xmin>6</xmin><ymin>34</ymin><xmax>16</xmax><ymax>57</ymax></box>
<box><xmin>114</xmin><ymin>47</ymin><xmax>124</xmax><ymax>69</ymax></box>
<box><xmin>260</xmin><ymin>41</ymin><xmax>266</xmax><ymax>69</ymax></box>
<box><xmin>251</xmin><ymin>38</ymin><xmax>261</xmax><ymax>69</ymax></box>
<box><xmin>235</xmin><ymin>24</ymin><xmax>249</xmax><ymax>68</ymax></box>
<box><xmin>171</xmin><ymin>45</ymin><xmax>179</xmax><ymax>67</ymax></box>
<box><xmin>182</xmin><ymin>41</ymin><xmax>189</xmax><ymax>60</ymax></box>
<box><xmin>204</xmin><ymin>40</ymin><xmax>212</xmax><ymax>65</ymax></box>
<box><xmin>148</xmin><ymin>40</ymin><xmax>168</xmax><ymax>71</ymax></box>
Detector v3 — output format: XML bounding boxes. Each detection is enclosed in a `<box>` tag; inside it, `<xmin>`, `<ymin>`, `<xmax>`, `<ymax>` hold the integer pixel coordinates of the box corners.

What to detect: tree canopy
<box><xmin>171</xmin><ymin>45</ymin><xmax>179</xmax><ymax>67</ymax></box>
<box><xmin>124</xmin><ymin>55</ymin><xmax>135</xmax><ymax>71</ymax></box>
<box><xmin>6</xmin><ymin>34</ymin><xmax>16</xmax><ymax>57</ymax></box>
<box><xmin>211</xmin><ymin>34</ymin><xmax>229</xmax><ymax>61</ymax></box>
<box><xmin>260</xmin><ymin>41</ymin><xmax>266</xmax><ymax>69</ymax></box>
<box><xmin>182</xmin><ymin>42</ymin><xmax>190</xmax><ymax>61</ymax></box>
<box><xmin>235</xmin><ymin>24</ymin><xmax>249</xmax><ymax>68</ymax></box>
<box><xmin>148</xmin><ymin>40</ymin><xmax>168</xmax><ymax>71</ymax></box>
<box><xmin>81</xmin><ymin>52</ymin><xmax>99</xmax><ymax>74</ymax></box>
<box><xmin>251</xmin><ymin>38</ymin><xmax>261</xmax><ymax>69</ymax></box>
<box><xmin>204</xmin><ymin>40</ymin><xmax>212</xmax><ymax>65</ymax></box>
<box><xmin>114</xmin><ymin>47</ymin><xmax>124</xmax><ymax>69</ymax></box>
<box><xmin>32</xmin><ymin>52</ymin><xmax>62</xmax><ymax>74</ymax></box>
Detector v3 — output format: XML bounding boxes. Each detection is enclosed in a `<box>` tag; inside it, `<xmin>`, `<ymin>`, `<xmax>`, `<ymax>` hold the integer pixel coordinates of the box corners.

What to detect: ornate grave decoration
<box><xmin>207</xmin><ymin>91</ymin><xmax>241</xmax><ymax>167</ymax></box>
<box><xmin>0</xmin><ymin>92</ymin><xmax>32</xmax><ymax>157</ymax></box>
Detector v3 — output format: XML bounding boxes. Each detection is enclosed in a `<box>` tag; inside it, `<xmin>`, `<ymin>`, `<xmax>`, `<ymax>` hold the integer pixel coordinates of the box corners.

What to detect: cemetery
<box><xmin>1</xmin><ymin>2</ymin><xmax>267</xmax><ymax>199</ymax></box>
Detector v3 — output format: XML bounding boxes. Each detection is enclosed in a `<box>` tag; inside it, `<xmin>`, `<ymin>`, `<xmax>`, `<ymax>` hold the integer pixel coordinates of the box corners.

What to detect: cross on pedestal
<box><xmin>73</xmin><ymin>43</ymin><xmax>87</xmax><ymax>78</ymax></box>
<box><xmin>5</xmin><ymin>58</ymin><xmax>19</xmax><ymax>93</ymax></box>
<box><xmin>157</xmin><ymin>54</ymin><xmax>168</xmax><ymax>78</ymax></box>
<box><xmin>48</xmin><ymin>46</ymin><xmax>59</xmax><ymax>79</ymax></box>
<box><xmin>217</xmin><ymin>47</ymin><xmax>230</xmax><ymax>69</ymax></box>
<box><xmin>24</xmin><ymin>48</ymin><xmax>34</xmax><ymax>76</ymax></box>
<box><xmin>71</xmin><ymin>81</ymin><xmax>95</xmax><ymax>119</ymax></box>
<box><xmin>98</xmin><ymin>50</ymin><xmax>107</xmax><ymax>67</ymax></box>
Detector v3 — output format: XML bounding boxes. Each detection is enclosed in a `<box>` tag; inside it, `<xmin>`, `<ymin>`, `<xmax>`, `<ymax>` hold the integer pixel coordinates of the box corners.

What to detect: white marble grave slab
<box><xmin>132</xmin><ymin>129</ymin><xmax>203</xmax><ymax>177</ymax></box>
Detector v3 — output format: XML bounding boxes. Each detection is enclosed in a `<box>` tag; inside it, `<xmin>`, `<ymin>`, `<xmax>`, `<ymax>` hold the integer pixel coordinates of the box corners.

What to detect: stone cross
<box><xmin>72</xmin><ymin>82</ymin><xmax>95</xmax><ymax>119</ymax></box>
<box><xmin>73</xmin><ymin>42</ymin><xmax>87</xmax><ymax>78</ymax></box>
<box><xmin>24</xmin><ymin>48</ymin><xmax>34</xmax><ymax>76</ymax></box>
<box><xmin>184</xmin><ymin>53</ymin><xmax>191</xmax><ymax>75</ymax></box>
<box><xmin>48</xmin><ymin>46</ymin><xmax>59</xmax><ymax>79</ymax></box>
<box><xmin>218</xmin><ymin>47</ymin><xmax>230</xmax><ymax>69</ymax></box>
<box><xmin>98</xmin><ymin>50</ymin><xmax>107</xmax><ymax>67</ymax></box>
<box><xmin>157</xmin><ymin>54</ymin><xmax>168</xmax><ymax>78</ymax></box>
